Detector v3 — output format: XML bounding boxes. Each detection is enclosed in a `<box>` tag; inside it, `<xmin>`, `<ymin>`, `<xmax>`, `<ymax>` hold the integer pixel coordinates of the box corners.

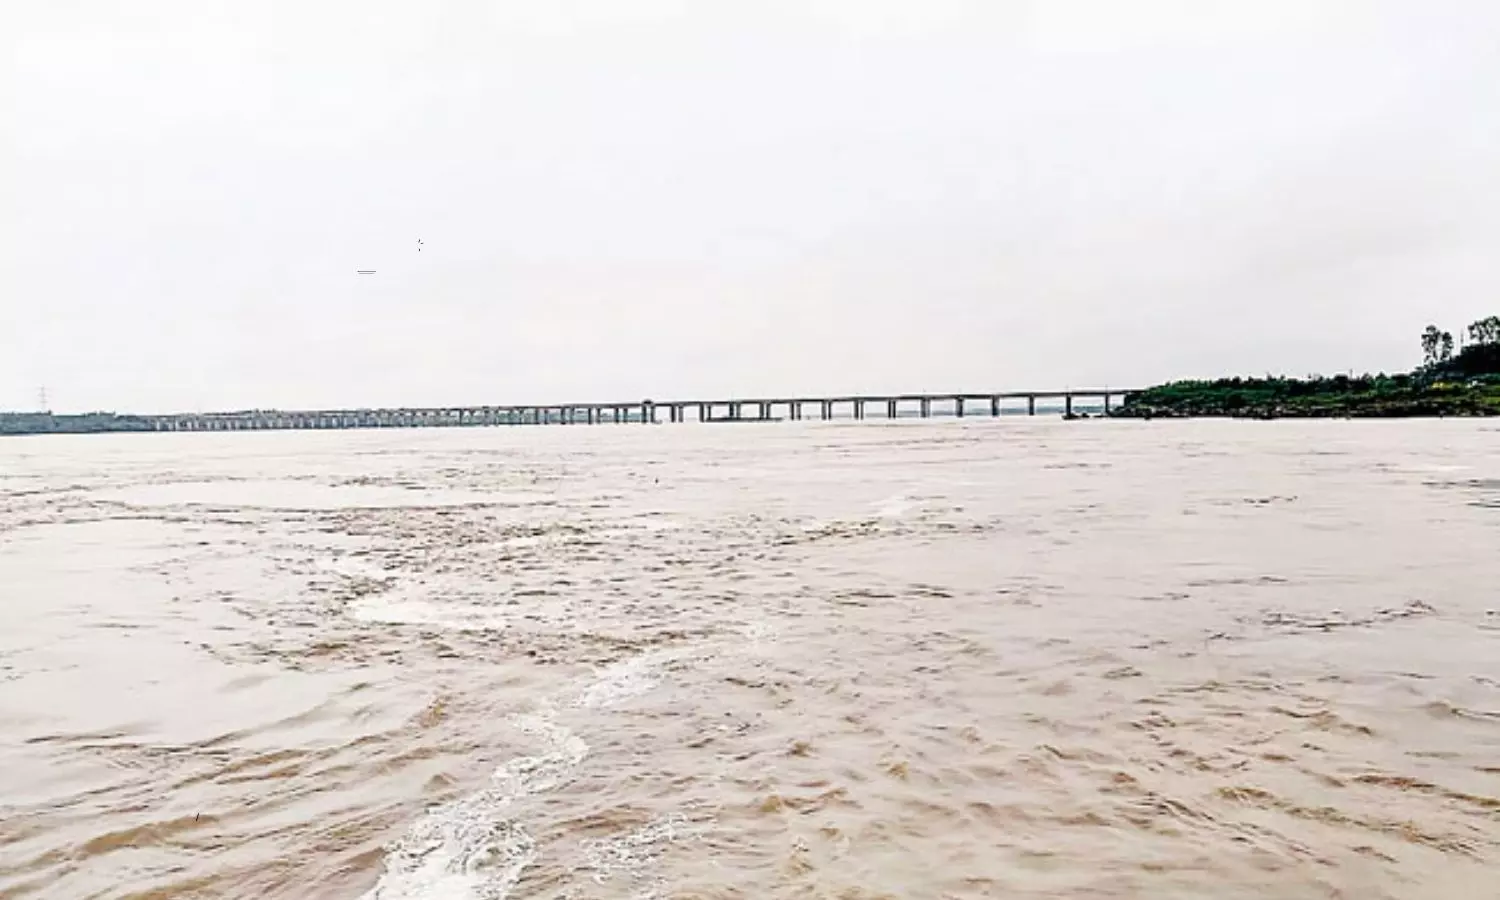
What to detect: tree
<box><xmin>1422</xmin><ymin>325</ymin><xmax>1442</xmax><ymax>366</ymax></box>
<box><xmin>1440</xmin><ymin>330</ymin><xmax>1455</xmax><ymax>363</ymax></box>
<box><xmin>1468</xmin><ymin>316</ymin><xmax>1500</xmax><ymax>347</ymax></box>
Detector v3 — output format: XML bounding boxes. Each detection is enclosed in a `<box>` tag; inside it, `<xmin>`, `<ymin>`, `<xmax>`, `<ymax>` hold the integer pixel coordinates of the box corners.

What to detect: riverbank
<box><xmin>1111</xmin><ymin>375</ymin><xmax>1500</xmax><ymax>419</ymax></box>
<box><xmin>1112</xmin><ymin>332</ymin><xmax>1500</xmax><ymax>419</ymax></box>
<box><xmin>0</xmin><ymin>412</ymin><xmax>154</xmax><ymax>436</ymax></box>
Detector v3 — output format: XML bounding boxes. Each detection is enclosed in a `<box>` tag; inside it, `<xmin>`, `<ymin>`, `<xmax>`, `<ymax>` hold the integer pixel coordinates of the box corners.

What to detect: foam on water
<box><xmin>738</xmin><ymin>620</ymin><xmax>776</xmax><ymax>653</ymax></box>
<box><xmin>357</xmin><ymin>790</ymin><xmax>536</xmax><ymax>900</ymax></box>
<box><xmin>348</xmin><ymin>595</ymin><xmax>511</xmax><ymax>632</ymax></box>
<box><xmin>360</xmin><ymin>656</ymin><xmax>670</xmax><ymax>899</ymax></box>
<box><xmin>576</xmin><ymin>813</ymin><xmax>703</xmax><ymax>897</ymax></box>
<box><xmin>572</xmin><ymin>654</ymin><xmax>664</xmax><ymax>710</ymax></box>
<box><xmin>360</xmin><ymin>704</ymin><xmax>585</xmax><ymax>900</ymax></box>
<box><xmin>873</xmin><ymin>492</ymin><xmax>914</xmax><ymax>519</ymax></box>
<box><xmin>495</xmin><ymin>708</ymin><xmax>590</xmax><ymax>794</ymax></box>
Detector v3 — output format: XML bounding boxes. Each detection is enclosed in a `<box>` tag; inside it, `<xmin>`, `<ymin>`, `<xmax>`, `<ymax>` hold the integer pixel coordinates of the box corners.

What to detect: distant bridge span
<box><xmin>146</xmin><ymin>390</ymin><xmax>1138</xmax><ymax>431</ymax></box>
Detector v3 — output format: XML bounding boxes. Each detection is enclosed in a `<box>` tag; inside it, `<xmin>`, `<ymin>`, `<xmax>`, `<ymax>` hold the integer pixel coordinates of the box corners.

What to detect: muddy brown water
<box><xmin>1</xmin><ymin>420</ymin><xmax>1497</xmax><ymax>899</ymax></box>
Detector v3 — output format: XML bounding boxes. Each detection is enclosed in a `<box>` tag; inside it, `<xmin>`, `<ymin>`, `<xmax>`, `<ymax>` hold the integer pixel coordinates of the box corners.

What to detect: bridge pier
<box><xmin>821</xmin><ymin>400</ymin><xmax>832</xmax><ymax>421</ymax></box>
<box><xmin>887</xmin><ymin>399</ymin><xmax>897</xmax><ymax>419</ymax></box>
<box><xmin>990</xmin><ymin>396</ymin><xmax>1000</xmax><ymax>417</ymax></box>
<box><xmin>1027</xmin><ymin>396</ymin><xmax>1036</xmax><ymax>416</ymax></box>
<box><xmin>920</xmin><ymin>398</ymin><xmax>931</xmax><ymax>418</ymax></box>
<box><xmin>955</xmin><ymin>397</ymin><xmax>965</xmax><ymax>418</ymax></box>
<box><xmin>1065</xmin><ymin>394</ymin><xmax>1074</xmax><ymax>416</ymax></box>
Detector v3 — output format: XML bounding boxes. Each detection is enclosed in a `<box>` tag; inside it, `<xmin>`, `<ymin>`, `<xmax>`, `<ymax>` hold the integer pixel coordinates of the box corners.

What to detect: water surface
<box><xmin>1</xmin><ymin>420</ymin><xmax>1497</xmax><ymax>899</ymax></box>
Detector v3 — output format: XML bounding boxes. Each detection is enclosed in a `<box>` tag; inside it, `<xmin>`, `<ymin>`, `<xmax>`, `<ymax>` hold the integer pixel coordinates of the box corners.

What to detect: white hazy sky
<box><xmin>4</xmin><ymin>1</ymin><xmax>1498</xmax><ymax>412</ymax></box>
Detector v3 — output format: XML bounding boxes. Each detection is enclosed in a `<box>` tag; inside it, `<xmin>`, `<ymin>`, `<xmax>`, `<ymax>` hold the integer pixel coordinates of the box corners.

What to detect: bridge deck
<box><xmin>146</xmin><ymin>390</ymin><xmax>1139</xmax><ymax>431</ymax></box>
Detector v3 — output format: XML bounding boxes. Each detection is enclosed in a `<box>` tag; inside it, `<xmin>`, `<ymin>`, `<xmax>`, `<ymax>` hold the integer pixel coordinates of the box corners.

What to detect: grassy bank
<box><xmin>1113</xmin><ymin>319</ymin><xmax>1500</xmax><ymax>419</ymax></box>
<box><xmin>1112</xmin><ymin>375</ymin><xmax>1500</xmax><ymax>419</ymax></box>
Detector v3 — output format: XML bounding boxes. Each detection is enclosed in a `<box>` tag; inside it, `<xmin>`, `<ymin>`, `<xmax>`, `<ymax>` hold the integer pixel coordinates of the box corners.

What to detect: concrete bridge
<box><xmin>146</xmin><ymin>390</ymin><xmax>1134</xmax><ymax>432</ymax></box>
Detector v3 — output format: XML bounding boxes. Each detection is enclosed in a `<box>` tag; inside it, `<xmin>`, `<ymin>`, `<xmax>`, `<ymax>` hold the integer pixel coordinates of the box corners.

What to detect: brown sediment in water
<box><xmin>1</xmin><ymin>421</ymin><xmax>1498</xmax><ymax>899</ymax></box>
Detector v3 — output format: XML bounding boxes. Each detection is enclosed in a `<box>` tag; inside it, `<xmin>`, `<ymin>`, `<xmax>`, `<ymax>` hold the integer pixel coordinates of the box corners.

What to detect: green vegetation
<box><xmin>1114</xmin><ymin>316</ymin><xmax>1500</xmax><ymax>419</ymax></box>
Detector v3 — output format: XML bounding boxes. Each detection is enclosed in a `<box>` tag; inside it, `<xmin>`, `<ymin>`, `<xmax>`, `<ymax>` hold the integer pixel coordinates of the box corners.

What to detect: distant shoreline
<box><xmin>1106</xmin><ymin>377</ymin><xmax>1500</xmax><ymax>420</ymax></box>
<box><xmin>1102</xmin><ymin>320</ymin><xmax>1500</xmax><ymax>420</ymax></box>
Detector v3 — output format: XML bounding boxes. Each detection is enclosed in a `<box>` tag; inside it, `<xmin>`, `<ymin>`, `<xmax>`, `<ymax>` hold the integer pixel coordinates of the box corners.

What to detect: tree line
<box><xmin>1422</xmin><ymin>316</ymin><xmax>1500</xmax><ymax>367</ymax></box>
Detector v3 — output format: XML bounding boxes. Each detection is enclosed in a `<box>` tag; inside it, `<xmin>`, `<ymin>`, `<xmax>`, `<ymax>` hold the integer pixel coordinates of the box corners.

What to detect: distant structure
<box><xmin>356</xmin><ymin>270</ymin><xmax>376</xmax><ymax>275</ymax></box>
<box><xmin>141</xmin><ymin>390</ymin><xmax>1131</xmax><ymax>432</ymax></box>
<box><xmin>2</xmin><ymin>389</ymin><xmax>1136</xmax><ymax>436</ymax></box>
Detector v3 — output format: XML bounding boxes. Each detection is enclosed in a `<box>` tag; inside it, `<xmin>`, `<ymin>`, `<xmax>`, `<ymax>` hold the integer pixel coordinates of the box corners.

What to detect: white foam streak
<box><xmin>360</xmin><ymin>657</ymin><xmax>668</xmax><ymax>900</ymax></box>
<box><xmin>579</xmin><ymin>813</ymin><xmax>701</xmax><ymax>882</ymax></box>
<box><xmin>874</xmin><ymin>493</ymin><xmax>914</xmax><ymax>519</ymax></box>
<box><xmin>360</xmin><ymin>707</ymin><xmax>583</xmax><ymax>900</ymax></box>
<box><xmin>358</xmin><ymin>792</ymin><xmax>536</xmax><ymax>900</ymax></box>
<box><xmin>493</xmin><ymin>709</ymin><xmax>588</xmax><ymax>795</ymax></box>
<box><xmin>573</xmin><ymin>655</ymin><xmax>662</xmax><ymax>710</ymax></box>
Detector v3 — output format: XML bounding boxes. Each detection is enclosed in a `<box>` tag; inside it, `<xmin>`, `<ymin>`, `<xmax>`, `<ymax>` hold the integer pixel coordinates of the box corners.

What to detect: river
<box><xmin>1</xmin><ymin>420</ymin><xmax>1496</xmax><ymax>899</ymax></box>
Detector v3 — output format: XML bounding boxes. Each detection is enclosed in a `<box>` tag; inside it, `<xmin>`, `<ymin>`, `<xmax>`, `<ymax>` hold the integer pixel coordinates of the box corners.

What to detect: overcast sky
<box><xmin>4</xmin><ymin>1</ymin><xmax>1498</xmax><ymax>412</ymax></box>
